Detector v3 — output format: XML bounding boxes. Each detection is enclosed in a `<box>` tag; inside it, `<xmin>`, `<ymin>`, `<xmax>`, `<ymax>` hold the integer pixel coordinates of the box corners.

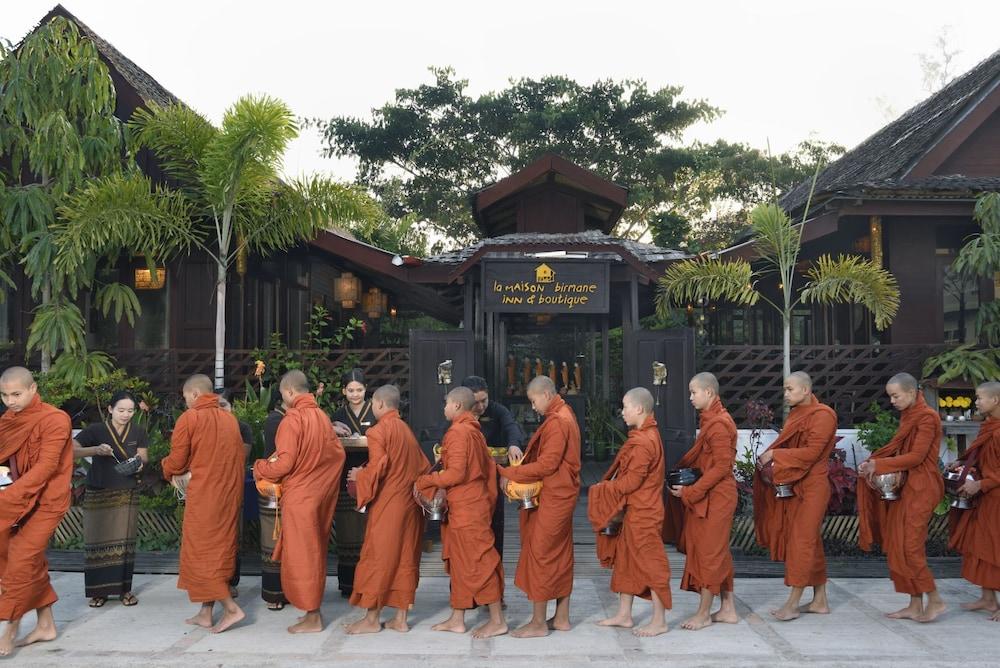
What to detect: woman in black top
<box><xmin>73</xmin><ymin>391</ymin><xmax>148</xmax><ymax>607</ymax></box>
<box><xmin>329</xmin><ymin>368</ymin><xmax>374</xmax><ymax>596</ymax></box>
<box><xmin>331</xmin><ymin>368</ymin><xmax>375</xmax><ymax>436</ymax></box>
<box><xmin>259</xmin><ymin>399</ymin><xmax>287</xmax><ymax>609</ymax></box>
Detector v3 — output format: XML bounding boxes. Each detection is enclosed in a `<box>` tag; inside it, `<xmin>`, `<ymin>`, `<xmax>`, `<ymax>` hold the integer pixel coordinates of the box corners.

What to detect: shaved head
<box><xmin>979</xmin><ymin>381</ymin><xmax>1000</xmax><ymax>401</ymax></box>
<box><xmin>0</xmin><ymin>366</ymin><xmax>34</xmax><ymax>388</ymax></box>
<box><xmin>887</xmin><ymin>372</ymin><xmax>918</xmax><ymax>393</ymax></box>
<box><xmin>786</xmin><ymin>371</ymin><xmax>812</xmax><ymax>391</ymax></box>
<box><xmin>183</xmin><ymin>374</ymin><xmax>213</xmax><ymax>394</ymax></box>
<box><xmin>446</xmin><ymin>386</ymin><xmax>476</xmax><ymax>411</ymax></box>
<box><xmin>623</xmin><ymin>387</ymin><xmax>654</xmax><ymax>414</ymax></box>
<box><xmin>690</xmin><ymin>372</ymin><xmax>719</xmax><ymax>395</ymax></box>
<box><xmin>279</xmin><ymin>369</ymin><xmax>309</xmax><ymax>393</ymax></box>
<box><xmin>526</xmin><ymin>375</ymin><xmax>557</xmax><ymax>397</ymax></box>
<box><xmin>372</xmin><ymin>384</ymin><xmax>400</xmax><ymax>409</ymax></box>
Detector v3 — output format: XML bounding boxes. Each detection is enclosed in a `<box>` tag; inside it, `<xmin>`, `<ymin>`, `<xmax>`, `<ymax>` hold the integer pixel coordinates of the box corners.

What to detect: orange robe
<box><xmin>663</xmin><ymin>398</ymin><xmax>737</xmax><ymax>595</ymax></box>
<box><xmin>949</xmin><ymin>417</ymin><xmax>1000</xmax><ymax>589</ymax></box>
<box><xmin>161</xmin><ymin>394</ymin><xmax>245</xmax><ymax>603</ymax></box>
<box><xmin>417</xmin><ymin>412</ymin><xmax>503</xmax><ymax>608</ymax></box>
<box><xmin>857</xmin><ymin>394</ymin><xmax>943</xmax><ymax>594</ymax></box>
<box><xmin>587</xmin><ymin>414</ymin><xmax>671</xmax><ymax>606</ymax></box>
<box><xmin>254</xmin><ymin>393</ymin><xmax>344</xmax><ymax>612</ymax></box>
<box><xmin>0</xmin><ymin>394</ymin><xmax>74</xmax><ymax>620</ymax></box>
<box><xmin>350</xmin><ymin>409</ymin><xmax>429</xmax><ymax>610</ymax></box>
<box><xmin>498</xmin><ymin>394</ymin><xmax>581</xmax><ymax>602</ymax></box>
<box><xmin>753</xmin><ymin>395</ymin><xmax>837</xmax><ymax>587</ymax></box>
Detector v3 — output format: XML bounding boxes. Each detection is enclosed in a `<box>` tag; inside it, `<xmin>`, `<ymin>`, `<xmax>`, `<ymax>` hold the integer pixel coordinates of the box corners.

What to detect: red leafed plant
<box><xmin>827</xmin><ymin>448</ymin><xmax>858</xmax><ymax>514</ymax></box>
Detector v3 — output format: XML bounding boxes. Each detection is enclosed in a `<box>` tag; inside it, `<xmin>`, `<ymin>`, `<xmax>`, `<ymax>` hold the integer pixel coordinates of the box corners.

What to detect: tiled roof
<box><xmin>425</xmin><ymin>230</ymin><xmax>688</xmax><ymax>265</ymax></box>
<box><xmin>781</xmin><ymin>48</ymin><xmax>1000</xmax><ymax>215</ymax></box>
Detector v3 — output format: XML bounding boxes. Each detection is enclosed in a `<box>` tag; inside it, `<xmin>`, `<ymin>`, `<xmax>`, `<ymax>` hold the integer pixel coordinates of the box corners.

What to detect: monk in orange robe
<box><xmin>664</xmin><ymin>372</ymin><xmax>738</xmax><ymax>630</ymax></box>
<box><xmin>0</xmin><ymin>367</ymin><xmax>74</xmax><ymax>656</ymax></box>
<box><xmin>754</xmin><ymin>371</ymin><xmax>837</xmax><ymax>621</ymax></box>
<box><xmin>254</xmin><ymin>370</ymin><xmax>345</xmax><ymax>633</ymax></box>
<box><xmin>857</xmin><ymin>372</ymin><xmax>946</xmax><ymax>622</ymax></box>
<box><xmin>588</xmin><ymin>387</ymin><xmax>671</xmax><ymax>637</ymax></box>
<box><xmin>345</xmin><ymin>385</ymin><xmax>429</xmax><ymax>634</ymax></box>
<box><xmin>161</xmin><ymin>374</ymin><xmax>246</xmax><ymax>633</ymax></box>
<box><xmin>497</xmin><ymin>375</ymin><xmax>581</xmax><ymax>638</ymax></box>
<box><xmin>948</xmin><ymin>381</ymin><xmax>1000</xmax><ymax>621</ymax></box>
<box><xmin>415</xmin><ymin>387</ymin><xmax>507</xmax><ymax>638</ymax></box>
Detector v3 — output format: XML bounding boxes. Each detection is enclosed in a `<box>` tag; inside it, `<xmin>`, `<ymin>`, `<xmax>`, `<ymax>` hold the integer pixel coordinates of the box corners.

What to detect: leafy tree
<box><xmin>673</xmin><ymin>139</ymin><xmax>846</xmax><ymax>251</ymax></box>
<box><xmin>314</xmin><ymin>67</ymin><xmax>719</xmax><ymax>246</ymax></box>
<box><xmin>657</xmin><ymin>202</ymin><xmax>900</xmax><ymax>381</ymax></box>
<box><xmin>0</xmin><ymin>17</ymin><xmax>191</xmax><ymax>374</ymax></box>
<box><xmin>59</xmin><ymin>98</ymin><xmax>380</xmax><ymax>389</ymax></box>
<box><xmin>315</xmin><ymin>67</ymin><xmax>845</xmax><ymax>250</ymax></box>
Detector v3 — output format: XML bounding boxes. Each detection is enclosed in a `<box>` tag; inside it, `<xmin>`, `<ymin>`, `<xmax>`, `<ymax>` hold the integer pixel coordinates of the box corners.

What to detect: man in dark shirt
<box><xmin>460</xmin><ymin>376</ymin><xmax>526</xmax><ymax>561</ymax></box>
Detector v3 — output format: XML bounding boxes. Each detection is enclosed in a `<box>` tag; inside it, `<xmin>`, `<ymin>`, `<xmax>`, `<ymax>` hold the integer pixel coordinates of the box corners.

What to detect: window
<box><xmin>941</xmin><ymin>259</ymin><xmax>980</xmax><ymax>344</ymax></box>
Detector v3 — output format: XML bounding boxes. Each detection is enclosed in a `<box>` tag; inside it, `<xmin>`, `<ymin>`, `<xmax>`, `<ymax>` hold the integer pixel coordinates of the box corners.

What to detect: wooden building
<box><xmin>2</xmin><ymin>6</ymin><xmax>455</xmax><ymax>392</ymax></box>
<box><xmin>703</xmin><ymin>48</ymin><xmax>1000</xmax><ymax>425</ymax></box>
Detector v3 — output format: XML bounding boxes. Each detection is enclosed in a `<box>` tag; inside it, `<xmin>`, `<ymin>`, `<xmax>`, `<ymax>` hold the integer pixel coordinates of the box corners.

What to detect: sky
<box><xmin>3</xmin><ymin>0</ymin><xmax>999</xmax><ymax>184</ymax></box>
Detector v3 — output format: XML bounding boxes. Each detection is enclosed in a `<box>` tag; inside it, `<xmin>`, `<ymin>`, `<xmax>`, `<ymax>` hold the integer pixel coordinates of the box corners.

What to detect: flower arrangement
<box><xmin>939</xmin><ymin>395</ymin><xmax>974</xmax><ymax>420</ymax></box>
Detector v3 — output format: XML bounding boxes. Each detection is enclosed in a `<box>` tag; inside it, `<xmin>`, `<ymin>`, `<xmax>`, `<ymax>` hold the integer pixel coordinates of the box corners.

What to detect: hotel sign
<box><xmin>482</xmin><ymin>260</ymin><xmax>609</xmax><ymax>314</ymax></box>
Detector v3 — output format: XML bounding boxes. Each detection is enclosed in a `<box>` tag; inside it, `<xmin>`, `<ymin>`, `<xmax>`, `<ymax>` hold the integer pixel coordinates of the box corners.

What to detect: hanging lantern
<box><xmin>134</xmin><ymin>267</ymin><xmax>167</xmax><ymax>290</ymax></box>
<box><xmin>363</xmin><ymin>286</ymin><xmax>385</xmax><ymax>318</ymax></box>
<box><xmin>389</xmin><ymin>305</ymin><xmax>398</xmax><ymax>319</ymax></box>
<box><xmin>334</xmin><ymin>272</ymin><xmax>361</xmax><ymax>309</ymax></box>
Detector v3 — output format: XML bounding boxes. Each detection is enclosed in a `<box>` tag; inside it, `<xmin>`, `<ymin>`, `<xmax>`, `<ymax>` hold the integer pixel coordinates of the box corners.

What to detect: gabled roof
<box><xmin>32</xmin><ymin>5</ymin><xmax>181</xmax><ymax>107</ymax></box>
<box><xmin>471</xmin><ymin>153</ymin><xmax>629</xmax><ymax>236</ymax></box>
<box><xmin>781</xmin><ymin>48</ymin><xmax>1000</xmax><ymax>216</ymax></box>
<box><xmin>422</xmin><ymin>229</ymin><xmax>687</xmax><ymax>283</ymax></box>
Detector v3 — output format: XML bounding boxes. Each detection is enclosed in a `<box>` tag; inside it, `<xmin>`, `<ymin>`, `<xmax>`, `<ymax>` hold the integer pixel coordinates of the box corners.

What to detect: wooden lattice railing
<box><xmin>701</xmin><ymin>344</ymin><xmax>949</xmax><ymax>426</ymax></box>
<box><xmin>112</xmin><ymin>348</ymin><xmax>411</xmax><ymax>395</ymax></box>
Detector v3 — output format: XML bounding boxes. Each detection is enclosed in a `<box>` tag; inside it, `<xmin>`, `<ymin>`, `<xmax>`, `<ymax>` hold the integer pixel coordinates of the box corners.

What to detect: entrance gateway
<box><xmin>407</xmin><ymin>154</ymin><xmax>696</xmax><ymax>465</ymax></box>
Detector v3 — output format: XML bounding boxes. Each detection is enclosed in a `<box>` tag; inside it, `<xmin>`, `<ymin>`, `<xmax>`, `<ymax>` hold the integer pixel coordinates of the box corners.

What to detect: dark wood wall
<box><xmin>886</xmin><ymin>217</ymin><xmax>941</xmax><ymax>344</ymax></box>
<box><xmin>936</xmin><ymin>108</ymin><xmax>1000</xmax><ymax>176</ymax></box>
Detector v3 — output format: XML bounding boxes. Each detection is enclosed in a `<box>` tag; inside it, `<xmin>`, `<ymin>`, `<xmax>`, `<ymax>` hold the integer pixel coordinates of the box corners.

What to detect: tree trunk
<box><xmin>40</xmin><ymin>279</ymin><xmax>52</xmax><ymax>373</ymax></box>
<box><xmin>782</xmin><ymin>316</ymin><xmax>791</xmax><ymax>380</ymax></box>
<box><xmin>214</xmin><ymin>259</ymin><xmax>227</xmax><ymax>391</ymax></box>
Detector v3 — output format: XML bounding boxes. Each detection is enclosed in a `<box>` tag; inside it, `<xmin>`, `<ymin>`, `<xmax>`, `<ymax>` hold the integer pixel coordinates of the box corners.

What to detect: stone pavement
<box><xmin>7</xmin><ymin>572</ymin><xmax>997</xmax><ymax>667</ymax></box>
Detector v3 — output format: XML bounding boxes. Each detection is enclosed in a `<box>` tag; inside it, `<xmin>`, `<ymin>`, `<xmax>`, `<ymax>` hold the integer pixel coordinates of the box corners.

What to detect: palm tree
<box><xmin>71</xmin><ymin>97</ymin><xmax>380</xmax><ymax>389</ymax></box>
<box><xmin>657</xmin><ymin>203</ymin><xmax>900</xmax><ymax>380</ymax></box>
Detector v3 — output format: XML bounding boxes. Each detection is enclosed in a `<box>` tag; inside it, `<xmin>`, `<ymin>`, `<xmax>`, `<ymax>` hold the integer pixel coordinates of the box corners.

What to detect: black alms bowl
<box><xmin>667</xmin><ymin>468</ymin><xmax>702</xmax><ymax>487</ymax></box>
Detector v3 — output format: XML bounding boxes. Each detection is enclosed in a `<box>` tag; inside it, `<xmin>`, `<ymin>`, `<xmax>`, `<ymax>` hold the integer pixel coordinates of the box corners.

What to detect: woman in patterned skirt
<box><xmin>73</xmin><ymin>391</ymin><xmax>148</xmax><ymax>607</ymax></box>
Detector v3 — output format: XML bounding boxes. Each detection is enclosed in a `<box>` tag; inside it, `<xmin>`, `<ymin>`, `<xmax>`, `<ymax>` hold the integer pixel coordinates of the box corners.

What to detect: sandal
<box><xmin>267</xmin><ymin>602</ymin><xmax>285</xmax><ymax>611</ymax></box>
<box><xmin>89</xmin><ymin>597</ymin><xmax>107</xmax><ymax>608</ymax></box>
<box><xmin>121</xmin><ymin>592</ymin><xmax>138</xmax><ymax>606</ymax></box>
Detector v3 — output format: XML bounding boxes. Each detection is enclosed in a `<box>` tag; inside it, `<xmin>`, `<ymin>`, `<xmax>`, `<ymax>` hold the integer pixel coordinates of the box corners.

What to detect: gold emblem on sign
<box><xmin>535</xmin><ymin>263</ymin><xmax>555</xmax><ymax>283</ymax></box>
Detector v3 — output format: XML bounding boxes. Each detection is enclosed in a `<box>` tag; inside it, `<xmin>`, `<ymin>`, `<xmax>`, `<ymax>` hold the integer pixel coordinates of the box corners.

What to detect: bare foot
<box><xmin>770</xmin><ymin>606</ymin><xmax>800</xmax><ymax>622</ymax></box>
<box><xmin>210</xmin><ymin>607</ymin><xmax>246</xmax><ymax>634</ymax></box>
<box><xmin>14</xmin><ymin>624</ymin><xmax>57</xmax><ymax>648</ymax></box>
<box><xmin>287</xmin><ymin>614</ymin><xmax>323</xmax><ymax>634</ymax></box>
<box><xmin>916</xmin><ymin>601</ymin><xmax>947</xmax><ymax>623</ymax></box>
<box><xmin>546</xmin><ymin>616</ymin><xmax>571</xmax><ymax>631</ymax></box>
<box><xmin>633</xmin><ymin>622</ymin><xmax>669</xmax><ymax>637</ymax></box>
<box><xmin>510</xmin><ymin>620</ymin><xmax>549</xmax><ymax>638</ymax></box>
<box><xmin>991</xmin><ymin>610</ymin><xmax>1000</xmax><ymax>622</ymax></box>
<box><xmin>345</xmin><ymin>618</ymin><xmax>383</xmax><ymax>634</ymax></box>
<box><xmin>595</xmin><ymin>614</ymin><xmax>633</xmax><ymax>629</ymax></box>
<box><xmin>961</xmin><ymin>599</ymin><xmax>999</xmax><ymax>612</ymax></box>
<box><xmin>886</xmin><ymin>605</ymin><xmax>922</xmax><ymax>620</ymax></box>
<box><xmin>0</xmin><ymin>628</ymin><xmax>18</xmax><ymax>657</ymax></box>
<box><xmin>472</xmin><ymin>620</ymin><xmax>508</xmax><ymax>638</ymax></box>
<box><xmin>431</xmin><ymin>618</ymin><xmax>467</xmax><ymax>633</ymax></box>
<box><xmin>384</xmin><ymin>618</ymin><xmax>409</xmax><ymax>633</ymax></box>
<box><xmin>185</xmin><ymin>611</ymin><xmax>213</xmax><ymax>628</ymax></box>
<box><xmin>680</xmin><ymin>613</ymin><xmax>711</xmax><ymax>630</ymax></box>
<box><xmin>711</xmin><ymin>609</ymin><xmax>739</xmax><ymax>624</ymax></box>
<box><xmin>798</xmin><ymin>601</ymin><xmax>830</xmax><ymax>614</ymax></box>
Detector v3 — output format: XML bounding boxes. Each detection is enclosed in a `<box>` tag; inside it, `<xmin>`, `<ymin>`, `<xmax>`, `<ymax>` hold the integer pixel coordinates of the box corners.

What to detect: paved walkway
<box><xmin>8</xmin><ymin>572</ymin><xmax>997</xmax><ymax>667</ymax></box>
